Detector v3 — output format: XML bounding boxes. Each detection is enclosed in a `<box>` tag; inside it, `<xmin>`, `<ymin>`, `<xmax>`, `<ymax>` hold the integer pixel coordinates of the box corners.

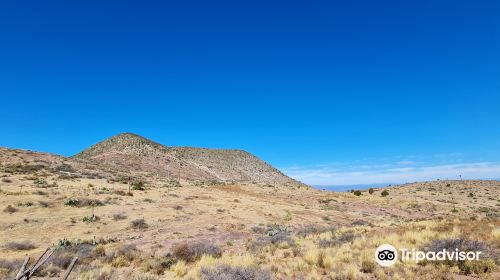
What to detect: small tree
<box><xmin>368</xmin><ymin>188</ymin><xmax>374</xmax><ymax>194</ymax></box>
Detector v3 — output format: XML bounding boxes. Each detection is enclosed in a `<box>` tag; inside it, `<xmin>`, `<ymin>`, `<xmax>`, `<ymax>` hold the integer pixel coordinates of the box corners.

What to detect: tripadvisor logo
<box><xmin>375</xmin><ymin>244</ymin><xmax>398</xmax><ymax>267</ymax></box>
<box><xmin>375</xmin><ymin>244</ymin><xmax>482</xmax><ymax>267</ymax></box>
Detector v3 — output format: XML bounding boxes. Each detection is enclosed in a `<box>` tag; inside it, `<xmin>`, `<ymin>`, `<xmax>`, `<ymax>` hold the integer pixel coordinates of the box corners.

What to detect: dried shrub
<box><xmin>250</xmin><ymin>231</ymin><xmax>295</xmax><ymax>252</ymax></box>
<box><xmin>38</xmin><ymin>201</ymin><xmax>50</xmax><ymax>208</ymax></box>
<box><xmin>33</xmin><ymin>264</ymin><xmax>61</xmax><ymax>277</ymax></box>
<box><xmin>55</xmin><ymin>163</ymin><xmax>75</xmax><ymax>173</ymax></box>
<box><xmin>113</xmin><ymin>213</ymin><xmax>127</xmax><ymax>221</ymax></box>
<box><xmin>1</xmin><ymin>178</ymin><xmax>12</xmax><ymax>183</ymax></box>
<box><xmin>318</xmin><ymin>232</ymin><xmax>357</xmax><ymax>248</ymax></box>
<box><xmin>130</xmin><ymin>219</ymin><xmax>148</xmax><ymax>229</ymax></box>
<box><xmin>295</xmin><ymin>225</ymin><xmax>336</xmax><ymax>237</ymax></box>
<box><xmin>0</xmin><ymin>259</ymin><xmax>23</xmax><ymax>278</ymax></box>
<box><xmin>106</xmin><ymin>244</ymin><xmax>140</xmax><ymax>267</ymax></box>
<box><xmin>351</xmin><ymin>220</ymin><xmax>371</xmax><ymax>226</ymax></box>
<box><xmin>173</xmin><ymin>242</ymin><xmax>222</xmax><ymax>263</ymax></box>
<box><xmin>3</xmin><ymin>205</ymin><xmax>18</xmax><ymax>214</ymax></box>
<box><xmin>113</xmin><ymin>190</ymin><xmax>128</xmax><ymax>196</ymax></box>
<box><xmin>251</xmin><ymin>226</ymin><xmax>266</xmax><ymax>234</ymax></box>
<box><xmin>52</xmin><ymin>244</ymin><xmax>96</xmax><ymax>269</ymax></box>
<box><xmin>33</xmin><ymin>190</ymin><xmax>48</xmax><ymax>195</ymax></box>
<box><xmin>143</xmin><ymin>257</ymin><xmax>175</xmax><ymax>275</ymax></box>
<box><xmin>200</xmin><ymin>265</ymin><xmax>272</xmax><ymax>280</ymax></box>
<box><xmin>79</xmin><ymin>198</ymin><xmax>105</xmax><ymax>207</ymax></box>
<box><xmin>4</xmin><ymin>163</ymin><xmax>45</xmax><ymax>174</ymax></box>
<box><xmin>4</xmin><ymin>241</ymin><xmax>37</xmax><ymax>251</ymax></box>
<box><xmin>425</xmin><ymin>238</ymin><xmax>497</xmax><ymax>274</ymax></box>
<box><xmin>173</xmin><ymin>205</ymin><xmax>183</xmax><ymax>211</ymax></box>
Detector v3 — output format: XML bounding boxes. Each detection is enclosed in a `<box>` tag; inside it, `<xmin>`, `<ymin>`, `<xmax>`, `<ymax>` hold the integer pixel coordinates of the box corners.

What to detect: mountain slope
<box><xmin>73</xmin><ymin>133</ymin><xmax>305</xmax><ymax>187</ymax></box>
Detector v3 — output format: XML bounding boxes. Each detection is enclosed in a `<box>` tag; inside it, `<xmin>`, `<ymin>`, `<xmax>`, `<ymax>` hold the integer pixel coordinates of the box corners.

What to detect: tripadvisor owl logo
<box><xmin>375</xmin><ymin>243</ymin><xmax>483</xmax><ymax>267</ymax></box>
<box><xmin>375</xmin><ymin>244</ymin><xmax>398</xmax><ymax>267</ymax></box>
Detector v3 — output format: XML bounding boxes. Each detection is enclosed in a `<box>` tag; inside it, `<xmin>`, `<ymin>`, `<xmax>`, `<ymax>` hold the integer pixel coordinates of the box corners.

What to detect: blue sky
<box><xmin>1</xmin><ymin>1</ymin><xmax>499</xmax><ymax>185</ymax></box>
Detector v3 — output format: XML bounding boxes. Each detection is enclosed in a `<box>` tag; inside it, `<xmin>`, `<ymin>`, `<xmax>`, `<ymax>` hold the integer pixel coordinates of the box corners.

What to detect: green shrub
<box><xmin>381</xmin><ymin>190</ymin><xmax>389</xmax><ymax>197</ymax></box>
<box><xmin>283</xmin><ymin>210</ymin><xmax>292</xmax><ymax>221</ymax></box>
<box><xmin>478</xmin><ymin>207</ymin><xmax>489</xmax><ymax>213</ymax></box>
<box><xmin>63</xmin><ymin>198</ymin><xmax>79</xmax><ymax>207</ymax></box>
<box><xmin>82</xmin><ymin>214</ymin><xmax>99</xmax><ymax>223</ymax></box>
<box><xmin>353</xmin><ymin>190</ymin><xmax>362</xmax><ymax>196</ymax></box>
<box><xmin>63</xmin><ymin>198</ymin><xmax>104</xmax><ymax>207</ymax></box>
<box><xmin>131</xmin><ymin>181</ymin><xmax>145</xmax><ymax>191</ymax></box>
<box><xmin>33</xmin><ymin>178</ymin><xmax>47</xmax><ymax>185</ymax></box>
<box><xmin>58</xmin><ymin>238</ymin><xmax>72</xmax><ymax>248</ymax></box>
<box><xmin>368</xmin><ymin>188</ymin><xmax>374</xmax><ymax>194</ymax></box>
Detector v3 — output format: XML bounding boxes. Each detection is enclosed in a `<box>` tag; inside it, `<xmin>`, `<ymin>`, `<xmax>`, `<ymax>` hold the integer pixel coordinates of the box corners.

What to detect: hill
<box><xmin>72</xmin><ymin>133</ymin><xmax>305</xmax><ymax>187</ymax></box>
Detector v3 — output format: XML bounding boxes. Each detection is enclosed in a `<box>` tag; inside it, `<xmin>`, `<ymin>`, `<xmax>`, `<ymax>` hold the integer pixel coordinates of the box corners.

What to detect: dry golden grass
<box><xmin>0</xmin><ymin>169</ymin><xmax>499</xmax><ymax>279</ymax></box>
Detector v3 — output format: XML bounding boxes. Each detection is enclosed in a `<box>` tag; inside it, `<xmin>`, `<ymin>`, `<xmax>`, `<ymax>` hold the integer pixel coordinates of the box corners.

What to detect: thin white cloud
<box><xmin>282</xmin><ymin>162</ymin><xmax>500</xmax><ymax>185</ymax></box>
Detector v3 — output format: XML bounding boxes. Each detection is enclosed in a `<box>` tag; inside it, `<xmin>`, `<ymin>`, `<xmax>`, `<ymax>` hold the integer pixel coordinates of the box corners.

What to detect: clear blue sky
<box><xmin>1</xmin><ymin>1</ymin><xmax>499</xmax><ymax>185</ymax></box>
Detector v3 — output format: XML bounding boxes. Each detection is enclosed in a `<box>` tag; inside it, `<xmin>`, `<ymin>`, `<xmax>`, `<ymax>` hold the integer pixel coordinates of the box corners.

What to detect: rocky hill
<box><xmin>71</xmin><ymin>133</ymin><xmax>305</xmax><ymax>187</ymax></box>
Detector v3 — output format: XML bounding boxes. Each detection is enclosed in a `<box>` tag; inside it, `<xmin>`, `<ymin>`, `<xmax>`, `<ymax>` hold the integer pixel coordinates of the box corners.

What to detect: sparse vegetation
<box><xmin>3</xmin><ymin>205</ymin><xmax>18</xmax><ymax>213</ymax></box>
<box><xmin>131</xmin><ymin>181</ymin><xmax>146</xmax><ymax>191</ymax></box>
<box><xmin>4</xmin><ymin>241</ymin><xmax>37</xmax><ymax>251</ymax></box>
<box><xmin>38</xmin><ymin>200</ymin><xmax>50</xmax><ymax>208</ymax></box>
<box><xmin>425</xmin><ymin>238</ymin><xmax>496</xmax><ymax>274</ymax></box>
<box><xmin>63</xmin><ymin>198</ymin><xmax>79</xmax><ymax>207</ymax></box>
<box><xmin>283</xmin><ymin>210</ymin><xmax>292</xmax><ymax>221</ymax></box>
<box><xmin>130</xmin><ymin>218</ymin><xmax>148</xmax><ymax>229</ymax></box>
<box><xmin>173</xmin><ymin>242</ymin><xmax>222</xmax><ymax>262</ymax></box>
<box><xmin>0</xmin><ymin>147</ymin><xmax>497</xmax><ymax>280</ymax></box>
<box><xmin>200</xmin><ymin>265</ymin><xmax>272</xmax><ymax>280</ymax></box>
<box><xmin>113</xmin><ymin>213</ymin><xmax>127</xmax><ymax>220</ymax></box>
<box><xmin>63</xmin><ymin>197</ymin><xmax>104</xmax><ymax>207</ymax></box>
<box><xmin>173</xmin><ymin>205</ymin><xmax>183</xmax><ymax>211</ymax></box>
<box><xmin>1</xmin><ymin>178</ymin><xmax>12</xmax><ymax>183</ymax></box>
<box><xmin>82</xmin><ymin>214</ymin><xmax>99</xmax><ymax>222</ymax></box>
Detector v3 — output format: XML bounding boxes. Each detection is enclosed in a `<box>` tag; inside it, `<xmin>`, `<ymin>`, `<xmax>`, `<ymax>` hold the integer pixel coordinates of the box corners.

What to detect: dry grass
<box><xmin>4</xmin><ymin>241</ymin><xmax>37</xmax><ymax>251</ymax></box>
<box><xmin>0</xmin><ymin>172</ymin><xmax>498</xmax><ymax>279</ymax></box>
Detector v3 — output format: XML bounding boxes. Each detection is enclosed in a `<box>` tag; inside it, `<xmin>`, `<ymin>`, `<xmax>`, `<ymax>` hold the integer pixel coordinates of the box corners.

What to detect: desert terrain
<box><xmin>0</xmin><ymin>134</ymin><xmax>498</xmax><ymax>279</ymax></box>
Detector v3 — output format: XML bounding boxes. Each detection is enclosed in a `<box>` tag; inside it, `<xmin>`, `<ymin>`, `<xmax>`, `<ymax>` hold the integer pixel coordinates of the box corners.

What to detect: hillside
<box><xmin>0</xmin><ymin>168</ymin><xmax>498</xmax><ymax>279</ymax></box>
<box><xmin>73</xmin><ymin>133</ymin><xmax>305</xmax><ymax>187</ymax></box>
<box><xmin>1</xmin><ymin>137</ymin><xmax>498</xmax><ymax>279</ymax></box>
